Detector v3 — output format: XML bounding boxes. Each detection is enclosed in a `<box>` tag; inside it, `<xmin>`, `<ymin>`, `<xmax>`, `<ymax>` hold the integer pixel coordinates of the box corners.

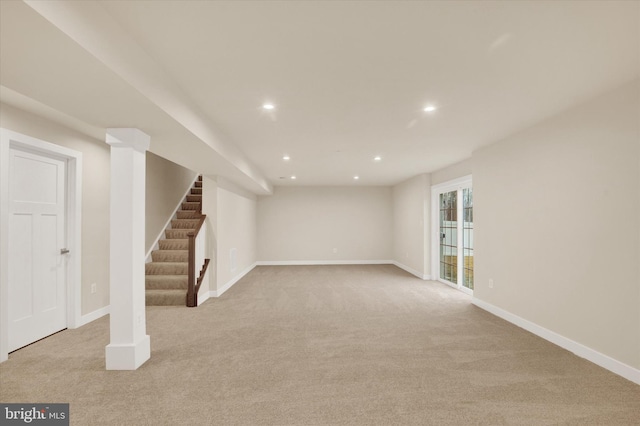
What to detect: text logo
<box><xmin>1</xmin><ymin>404</ymin><xmax>69</xmax><ymax>425</ymax></box>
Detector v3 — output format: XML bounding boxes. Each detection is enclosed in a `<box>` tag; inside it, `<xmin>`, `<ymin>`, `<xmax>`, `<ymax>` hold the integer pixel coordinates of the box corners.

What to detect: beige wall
<box><xmin>216</xmin><ymin>179</ymin><xmax>257</xmax><ymax>289</ymax></box>
<box><xmin>145</xmin><ymin>152</ymin><xmax>197</xmax><ymax>253</ymax></box>
<box><xmin>0</xmin><ymin>103</ymin><xmax>110</xmax><ymax>315</ymax></box>
<box><xmin>431</xmin><ymin>158</ymin><xmax>472</xmax><ymax>186</ymax></box>
<box><xmin>392</xmin><ymin>174</ymin><xmax>430</xmax><ymax>277</ymax></box>
<box><xmin>257</xmin><ymin>186</ymin><xmax>392</xmax><ymax>262</ymax></box>
<box><xmin>473</xmin><ymin>80</ymin><xmax>640</xmax><ymax>369</ymax></box>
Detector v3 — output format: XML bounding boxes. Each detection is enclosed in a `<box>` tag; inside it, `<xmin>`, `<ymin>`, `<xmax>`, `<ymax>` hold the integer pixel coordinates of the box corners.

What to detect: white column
<box><xmin>105</xmin><ymin>128</ymin><xmax>150</xmax><ymax>370</ymax></box>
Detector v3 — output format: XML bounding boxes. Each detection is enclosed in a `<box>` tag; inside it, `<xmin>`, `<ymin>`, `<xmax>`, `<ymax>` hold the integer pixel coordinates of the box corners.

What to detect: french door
<box><xmin>432</xmin><ymin>176</ymin><xmax>473</xmax><ymax>294</ymax></box>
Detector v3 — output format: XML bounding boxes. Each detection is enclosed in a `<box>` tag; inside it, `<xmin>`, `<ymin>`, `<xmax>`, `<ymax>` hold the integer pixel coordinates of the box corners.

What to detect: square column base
<box><xmin>105</xmin><ymin>335</ymin><xmax>150</xmax><ymax>370</ymax></box>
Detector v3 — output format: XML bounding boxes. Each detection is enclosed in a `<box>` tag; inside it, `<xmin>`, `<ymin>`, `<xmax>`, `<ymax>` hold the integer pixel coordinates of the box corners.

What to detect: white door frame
<box><xmin>431</xmin><ymin>175</ymin><xmax>472</xmax><ymax>294</ymax></box>
<box><xmin>0</xmin><ymin>129</ymin><xmax>82</xmax><ymax>362</ymax></box>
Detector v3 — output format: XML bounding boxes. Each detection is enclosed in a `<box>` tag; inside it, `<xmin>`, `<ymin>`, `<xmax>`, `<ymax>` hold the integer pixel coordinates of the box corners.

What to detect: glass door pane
<box><xmin>439</xmin><ymin>191</ymin><xmax>457</xmax><ymax>284</ymax></box>
<box><xmin>462</xmin><ymin>188</ymin><xmax>473</xmax><ymax>290</ymax></box>
<box><xmin>433</xmin><ymin>177</ymin><xmax>472</xmax><ymax>293</ymax></box>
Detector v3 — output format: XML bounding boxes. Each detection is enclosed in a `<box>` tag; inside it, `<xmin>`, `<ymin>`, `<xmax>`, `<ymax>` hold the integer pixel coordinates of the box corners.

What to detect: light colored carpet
<box><xmin>1</xmin><ymin>265</ymin><xmax>638</xmax><ymax>425</ymax></box>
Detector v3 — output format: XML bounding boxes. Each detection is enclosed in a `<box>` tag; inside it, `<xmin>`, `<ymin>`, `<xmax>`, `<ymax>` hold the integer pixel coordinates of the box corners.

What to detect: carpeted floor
<box><xmin>1</xmin><ymin>265</ymin><xmax>639</xmax><ymax>425</ymax></box>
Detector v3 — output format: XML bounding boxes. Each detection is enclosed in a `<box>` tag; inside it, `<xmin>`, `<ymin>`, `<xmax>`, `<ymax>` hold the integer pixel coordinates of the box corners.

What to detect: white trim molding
<box><xmin>256</xmin><ymin>260</ymin><xmax>394</xmax><ymax>266</ymax></box>
<box><xmin>197</xmin><ymin>292</ymin><xmax>210</xmax><ymax>306</ymax></box>
<box><xmin>211</xmin><ymin>261</ymin><xmax>414</xmax><ymax>298</ymax></box>
<box><xmin>210</xmin><ymin>262</ymin><xmax>257</xmax><ymax>298</ymax></box>
<box><xmin>391</xmin><ymin>261</ymin><xmax>430</xmax><ymax>280</ymax></box>
<box><xmin>473</xmin><ymin>297</ymin><xmax>640</xmax><ymax>385</ymax></box>
<box><xmin>79</xmin><ymin>305</ymin><xmax>110</xmax><ymax>327</ymax></box>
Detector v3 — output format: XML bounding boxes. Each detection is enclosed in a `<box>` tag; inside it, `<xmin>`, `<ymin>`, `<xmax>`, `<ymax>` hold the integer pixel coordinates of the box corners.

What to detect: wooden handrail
<box><xmin>186</xmin><ymin>214</ymin><xmax>207</xmax><ymax>307</ymax></box>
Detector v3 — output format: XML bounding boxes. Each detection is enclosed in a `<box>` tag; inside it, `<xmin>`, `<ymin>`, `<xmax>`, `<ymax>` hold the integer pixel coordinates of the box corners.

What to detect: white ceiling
<box><xmin>1</xmin><ymin>1</ymin><xmax>638</xmax><ymax>193</ymax></box>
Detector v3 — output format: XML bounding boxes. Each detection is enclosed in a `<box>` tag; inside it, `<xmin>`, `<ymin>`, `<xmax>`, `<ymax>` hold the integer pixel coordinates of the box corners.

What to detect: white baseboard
<box><xmin>256</xmin><ymin>260</ymin><xmax>394</xmax><ymax>266</ymax></box>
<box><xmin>210</xmin><ymin>262</ymin><xmax>257</xmax><ymax>298</ymax></box>
<box><xmin>145</xmin><ymin>174</ymin><xmax>199</xmax><ymax>262</ymax></box>
<box><xmin>255</xmin><ymin>260</ymin><xmax>431</xmax><ymax>281</ymax></box>
<box><xmin>391</xmin><ymin>261</ymin><xmax>430</xmax><ymax>280</ymax></box>
<box><xmin>472</xmin><ymin>297</ymin><xmax>640</xmax><ymax>385</ymax></box>
<box><xmin>79</xmin><ymin>305</ymin><xmax>110</xmax><ymax>327</ymax></box>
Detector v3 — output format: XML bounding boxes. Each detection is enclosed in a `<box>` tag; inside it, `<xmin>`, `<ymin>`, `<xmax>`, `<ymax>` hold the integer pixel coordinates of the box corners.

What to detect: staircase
<box><xmin>145</xmin><ymin>176</ymin><xmax>203</xmax><ymax>306</ymax></box>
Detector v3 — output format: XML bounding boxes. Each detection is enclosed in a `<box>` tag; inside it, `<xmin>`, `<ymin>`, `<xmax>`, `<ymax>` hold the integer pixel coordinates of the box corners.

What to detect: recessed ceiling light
<box><xmin>354</xmin><ymin>175</ymin><xmax>360</xmax><ymax>180</ymax></box>
<box><xmin>290</xmin><ymin>175</ymin><xmax>296</xmax><ymax>180</ymax></box>
<box><xmin>374</xmin><ymin>156</ymin><xmax>382</xmax><ymax>162</ymax></box>
<box><xmin>423</xmin><ymin>105</ymin><xmax>437</xmax><ymax>113</ymax></box>
<box><xmin>263</xmin><ymin>103</ymin><xmax>275</xmax><ymax>110</ymax></box>
<box><xmin>282</xmin><ymin>155</ymin><xmax>290</xmax><ymax>161</ymax></box>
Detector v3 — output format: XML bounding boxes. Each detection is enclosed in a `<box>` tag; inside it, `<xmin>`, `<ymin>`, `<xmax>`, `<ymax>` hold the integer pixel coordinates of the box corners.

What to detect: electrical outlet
<box><xmin>333</xmin><ymin>248</ymin><xmax>337</xmax><ymax>253</ymax></box>
<box><xmin>91</xmin><ymin>283</ymin><xmax>97</xmax><ymax>294</ymax></box>
<box><xmin>488</xmin><ymin>279</ymin><xmax>494</xmax><ymax>289</ymax></box>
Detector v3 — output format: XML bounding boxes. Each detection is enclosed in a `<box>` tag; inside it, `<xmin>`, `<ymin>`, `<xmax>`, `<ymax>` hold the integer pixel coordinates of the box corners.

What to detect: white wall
<box><xmin>200</xmin><ymin>176</ymin><xmax>217</xmax><ymax>298</ymax></box>
<box><xmin>473</xmin><ymin>80</ymin><xmax>640</xmax><ymax>370</ymax></box>
<box><xmin>257</xmin><ymin>186</ymin><xmax>392</xmax><ymax>263</ymax></box>
<box><xmin>391</xmin><ymin>174</ymin><xmax>430</xmax><ymax>278</ymax></box>
<box><xmin>0</xmin><ymin>103</ymin><xmax>110</xmax><ymax>315</ymax></box>
<box><xmin>145</xmin><ymin>152</ymin><xmax>196</xmax><ymax>253</ymax></box>
<box><xmin>216</xmin><ymin>179</ymin><xmax>257</xmax><ymax>292</ymax></box>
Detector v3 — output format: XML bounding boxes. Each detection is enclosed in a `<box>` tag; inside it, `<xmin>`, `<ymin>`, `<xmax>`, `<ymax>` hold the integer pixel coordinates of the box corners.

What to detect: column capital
<box><xmin>106</xmin><ymin>128</ymin><xmax>150</xmax><ymax>153</ymax></box>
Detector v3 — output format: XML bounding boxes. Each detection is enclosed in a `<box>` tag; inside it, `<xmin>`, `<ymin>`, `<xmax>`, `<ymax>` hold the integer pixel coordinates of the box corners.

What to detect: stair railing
<box><xmin>186</xmin><ymin>214</ymin><xmax>210</xmax><ymax>307</ymax></box>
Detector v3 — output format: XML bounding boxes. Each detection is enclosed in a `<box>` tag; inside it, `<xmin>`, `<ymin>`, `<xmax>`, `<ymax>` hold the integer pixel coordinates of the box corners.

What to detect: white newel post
<box><xmin>105</xmin><ymin>128</ymin><xmax>151</xmax><ymax>370</ymax></box>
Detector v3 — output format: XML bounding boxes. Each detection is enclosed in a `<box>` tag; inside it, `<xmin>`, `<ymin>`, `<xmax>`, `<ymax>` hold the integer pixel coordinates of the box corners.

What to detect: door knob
<box><xmin>60</xmin><ymin>248</ymin><xmax>70</xmax><ymax>255</ymax></box>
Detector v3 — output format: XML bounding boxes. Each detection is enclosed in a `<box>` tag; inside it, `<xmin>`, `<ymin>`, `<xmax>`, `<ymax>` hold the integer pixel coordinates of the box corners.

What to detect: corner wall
<box><xmin>215</xmin><ymin>179</ymin><xmax>257</xmax><ymax>294</ymax></box>
<box><xmin>391</xmin><ymin>174</ymin><xmax>430</xmax><ymax>278</ymax></box>
<box><xmin>473</xmin><ymin>80</ymin><xmax>640</xmax><ymax>372</ymax></box>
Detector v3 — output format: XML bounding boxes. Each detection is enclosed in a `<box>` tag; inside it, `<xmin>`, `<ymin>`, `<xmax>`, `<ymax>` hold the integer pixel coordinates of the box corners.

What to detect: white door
<box><xmin>8</xmin><ymin>147</ymin><xmax>67</xmax><ymax>352</ymax></box>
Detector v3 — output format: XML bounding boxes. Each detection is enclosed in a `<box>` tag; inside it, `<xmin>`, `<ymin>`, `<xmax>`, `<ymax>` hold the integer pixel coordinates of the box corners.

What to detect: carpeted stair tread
<box><xmin>146</xmin><ymin>176</ymin><xmax>203</xmax><ymax>306</ymax></box>
<box><xmin>176</xmin><ymin>210</ymin><xmax>198</xmax><ymax>219</ymax></box>
<box><xmin>151</xmin><ymin>250</ymin><xmax>188</xmax><ymax>262</ymax></box>
<box><xmin>165</xmin><ymin>229</ymin><xmax>195</xmax><ymax>239</ymax></box>
<box><xmin>146</xmin><ymin>262</ymin><xmax>188</xmax><ymax>275</ymax></box>
<box><xmin>171</xmin><ymin>219</ymin><xmax>201</xmax><ymax>229</ymax></box>
<box><xmin>182</xmin><ymin>201</ymin><xmax>200</xmax><ymax>210</ymax></box>
<box><xmin>145</xmin><ymin>275</ymin><xmax>188</xmax><ymax>290</ymax></box>
<box><xmin>158</xmin><ymin>239</ymin><xmax>189</xmax><ymax>250</ymax></box>
<box><xmin>145</xmin><ymin>289</ymin><xmax>185</xmax><ymax>306</ymax></box>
